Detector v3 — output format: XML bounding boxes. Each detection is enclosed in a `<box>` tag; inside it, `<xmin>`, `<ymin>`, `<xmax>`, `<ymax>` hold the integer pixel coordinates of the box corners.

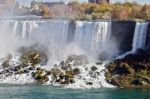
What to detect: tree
<box><xmin>40</xmin><ymin>4</ymin><xmax>53</xmax><ymax>19</ymax></box>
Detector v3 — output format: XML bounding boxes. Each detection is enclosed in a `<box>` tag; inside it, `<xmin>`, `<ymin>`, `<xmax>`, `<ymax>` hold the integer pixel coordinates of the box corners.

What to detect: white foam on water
<box><xmin>64</xmin><ymin>63</ymin><xmax>114</xmax><ymax>89</ymax></box>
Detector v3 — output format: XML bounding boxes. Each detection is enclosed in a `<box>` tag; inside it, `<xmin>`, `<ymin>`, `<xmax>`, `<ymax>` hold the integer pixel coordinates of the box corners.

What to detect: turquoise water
<box><xmin>0</xmin><ymin>84</ymin><xmax>149</xmax><ymax>99</ymax></box>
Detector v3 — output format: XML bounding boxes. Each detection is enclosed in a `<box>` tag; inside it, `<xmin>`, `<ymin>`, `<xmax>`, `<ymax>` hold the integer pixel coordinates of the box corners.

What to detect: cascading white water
<box><xmin>0</xmin><ymin>19</ymin><xmax>114</xmax><ymax>88</ymax></box>
<box><xmin>0</xmin><ymin>20</ymin><xmax>112</xmax><ymax>63</ymax></box>
<box><xmin>132</xmin><ymin>22</ymin><xmax>149</xmax><ymax>52</ymax></box>
<box><xmin>73</xmin><ymin>21</ymin><xmax>111</xmax><ymax>60</ymax></box>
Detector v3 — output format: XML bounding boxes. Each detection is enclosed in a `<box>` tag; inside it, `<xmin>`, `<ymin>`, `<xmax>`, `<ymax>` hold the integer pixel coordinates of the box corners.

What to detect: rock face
<box><xmin>146</xmin><ymin>23</ymin><xmax>150</xmax><ymax>50</ymax></box>
<box><xmin>111</xmin><ymin>21</ymin><xmax>136</xmax><ymax>53</ymax></box>
<box><xmin>106</xmin><ymin>49</ymin><xmax>150</xmax><ymax>88</ymax></box>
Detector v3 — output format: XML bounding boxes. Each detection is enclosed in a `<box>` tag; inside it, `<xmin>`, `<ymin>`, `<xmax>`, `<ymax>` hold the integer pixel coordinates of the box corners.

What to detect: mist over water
<box><xmin>0</xmin><ymin>19</ymin><xmax>119</xmax><ymax>65</ymax></box>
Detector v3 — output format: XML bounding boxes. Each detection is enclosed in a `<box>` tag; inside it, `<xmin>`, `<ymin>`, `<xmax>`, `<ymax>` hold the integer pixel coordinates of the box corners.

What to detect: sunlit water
<box><xmin>0</xmin><ymin>84</ymin><xmax>149</xmax><ymax>99</ymax></box>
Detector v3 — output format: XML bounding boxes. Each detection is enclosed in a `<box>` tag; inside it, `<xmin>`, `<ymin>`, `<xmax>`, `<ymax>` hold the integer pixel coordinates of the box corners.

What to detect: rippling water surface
<box><xmin>0</xmin><ymin>84</ymin><xmax>149</xmax><ymax>99</ymax></box>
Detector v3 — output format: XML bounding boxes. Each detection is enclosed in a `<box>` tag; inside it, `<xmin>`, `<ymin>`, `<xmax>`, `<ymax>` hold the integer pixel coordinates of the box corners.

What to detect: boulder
<box><xmin>20</xmin><ymin>50</ymin><xmax>48</xmax><ymax>66</ymax></box>
<box><xmin>73</xmin><ymin>68</ymin><xmax>81</xmax><ymax>75</ymax></box>
<box><xmin>65</xmin><ymin>71</ymin><xmax>74</xmax><ymax>78</ymax></box>
<box><xmin>91</xmin><ymin>66</ymin><xmax>98</xmax><ymax>71</ymax></box>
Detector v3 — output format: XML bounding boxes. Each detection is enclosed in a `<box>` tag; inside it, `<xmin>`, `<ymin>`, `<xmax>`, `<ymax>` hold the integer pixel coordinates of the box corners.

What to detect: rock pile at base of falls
<box><xmin>0</xmin><ymin>50</ymin><xmax>112</xmax><ymax>88</ymax></box>
<box><xmin>106</xmin><ymin>49</ymin><xmax>150</xmax><ymax>88</ymax></box>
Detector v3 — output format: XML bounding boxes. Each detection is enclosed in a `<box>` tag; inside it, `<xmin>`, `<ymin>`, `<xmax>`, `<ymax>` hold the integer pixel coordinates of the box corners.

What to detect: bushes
<box><xmin>40</xmin><ymin>4</ymin><xmax>53</xmax><ymax>19</ymax></box>
<box><xmin>35</xmin><ymin>2</ymin><xmax>150</xmax><ymax>20</ymax></box>
<box><xmin>77</xmin><ymin>2</ymin><xmax>150</xmax><ymax>20</ymax></box>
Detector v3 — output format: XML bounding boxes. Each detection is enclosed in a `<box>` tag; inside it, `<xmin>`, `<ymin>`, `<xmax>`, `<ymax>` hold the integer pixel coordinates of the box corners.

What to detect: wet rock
<box><xmin>61</xmin><ymin>63</ymin><xmax>71</xmax><ymax>71</ymax></box>
<box><xmin>65</xmin><ymin>71</ymin><xmax>74</xmax><ymax>78</ymax></box>
<box><xmin>20</xmin><ymin>50</ymin><xmax>48</xmax><ymax>66</ymax></box>
<box><xmin>13</xmin><ymin>66</ymin><xmax>21</xmax><ymax>72</ymax></box>
<box><xmin>69</xmin><ymin>79</ymin><xmax>75</xmax><ymax>83</ymax></box>
<box><xmin>23</xmin><ymin>69</ymin><xmax>30</xmax><ymax>73</ymax></box>
<box><xmin>91</xmin><ymin>66</ymin><xmax>98</xmax><ymax>71</ymax></box>
<box><xmin>32</xmin><ymin>69</ymin><xmax>49</xmax><ymax>84</ymax></box>
<box><xmin>51</xmin><ymin>68</ymin><xmax>62</xmax><ymax>78</ymax></box>
<box><xmin>73</xmin><ymin>68</ymin><xmax>80</xmax><ymax>75</ymax></box>
<box><xmin>28</xmin><ymin>66</ymin><xmax>34</xmax><ymax>71</ymax></box>
<box><xmin>5</xmin><ymin>69</ymin><xmax>11</xmax><ymax>73</ymax></box>
<box><xmin>60</xmin><ymin>61</ymin><xmax>65</xmax><ymax>66</ymax></box>
<box><xmin>46</xmin><ymin>71</ymin><xmax>51</xmax><ymax>76</ymax></box>
<box><xmin>86</xmin><ymin>82</ymin><xmax>93</xmax><ymax>85</ymax></box>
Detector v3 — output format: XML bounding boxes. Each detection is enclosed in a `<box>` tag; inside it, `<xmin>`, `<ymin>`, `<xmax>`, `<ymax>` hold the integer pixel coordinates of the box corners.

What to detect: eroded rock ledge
<box><xmin>106</xmin><ymin>49</ymin><xmax>150</xmax><ymax>88</ymax></box>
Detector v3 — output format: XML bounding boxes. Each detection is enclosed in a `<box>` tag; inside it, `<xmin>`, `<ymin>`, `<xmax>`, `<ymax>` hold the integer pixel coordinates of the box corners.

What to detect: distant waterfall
<box><xmin>132</xmin><ymin>22</ymin><xmax>148</xmax><ymax>52</ymax></box>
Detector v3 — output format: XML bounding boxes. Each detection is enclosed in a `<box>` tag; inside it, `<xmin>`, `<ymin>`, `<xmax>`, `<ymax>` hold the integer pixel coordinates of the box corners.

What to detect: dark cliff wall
<box><xmin>146</xmin><ymin>23</ymin><xmax>150</xmax><ymax>50</ymax></box>
<box><xmin>111</xmin><ymin>21</ymin><xmax>136</xmax><ymax>54</ymax></box>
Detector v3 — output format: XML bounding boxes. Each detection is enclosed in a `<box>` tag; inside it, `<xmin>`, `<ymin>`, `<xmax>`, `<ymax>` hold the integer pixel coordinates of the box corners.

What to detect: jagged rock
<box><xmin>20</xmin><ymin>50</ymin><xmax>48</xmax><ymax>66</ymax></box>
<box><xmin>51</xmin><ymin>68</ymin><xmax>62</xmax><ymax>78</ymax></box>
<box><xmin>32</xmin><ymin>69</ymin><xmax>49</xmax><ymax>84</ymax></box>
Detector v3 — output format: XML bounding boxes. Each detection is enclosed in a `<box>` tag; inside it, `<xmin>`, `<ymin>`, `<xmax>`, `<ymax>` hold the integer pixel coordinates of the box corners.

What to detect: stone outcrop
<box><xmin>106</xmin><ymin>49</ymin><xmax>150</xmax><ymax>88</ymax></box>
<box><xmin>111</xmin><ymin>21</ymin><xmax>136</xmax><ymax>53</ymax></box>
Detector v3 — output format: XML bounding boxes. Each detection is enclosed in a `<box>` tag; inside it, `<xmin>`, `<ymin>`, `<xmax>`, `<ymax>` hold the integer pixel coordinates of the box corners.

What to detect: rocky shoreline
<box><xmin>106</xmin><ymin>49</ymin><xmax>150</xmax><ymax>88</ymax></box>
<box><xmin>0</xmin><ymin>49</ymin><xmax>112</xmax><ymax>88</ymax></box>
<box><xmin>0</xmin><ymin>47</ymin><xmax>150</xmax><ymax>88</ymax></box>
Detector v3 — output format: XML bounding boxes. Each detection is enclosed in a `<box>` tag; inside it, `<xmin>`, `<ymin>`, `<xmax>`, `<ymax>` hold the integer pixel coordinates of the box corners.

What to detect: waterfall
<box><xmin>0</xmin><ymin>19</ymin><xmax>112</xmax><ymax>63</ymax></box>
<box><xmin>73</xmin><ymin>21</ymin><xmax>111</xmax><ymax>60</ymax></box>
<box><xmin>132</xmin><ymin>22</ymin><xmax>148</xmax><ymax>52</ymax></box>
<box><xmin>117</xmin><ymin>22</ymin><xmax>149</xmax><ymax>59</ymax></box>
<box><xmin>3</xmin><ymin>20</ymin><xmax>150</xmax><ymax>62</ymax></box>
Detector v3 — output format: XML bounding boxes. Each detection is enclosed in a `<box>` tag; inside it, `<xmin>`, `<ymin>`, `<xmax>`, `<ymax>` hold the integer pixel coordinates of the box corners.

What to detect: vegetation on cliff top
<box><xmin>30</xmin><ymin>1</ymin><xmax>150</xmax><ymax>20</ymax></box>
